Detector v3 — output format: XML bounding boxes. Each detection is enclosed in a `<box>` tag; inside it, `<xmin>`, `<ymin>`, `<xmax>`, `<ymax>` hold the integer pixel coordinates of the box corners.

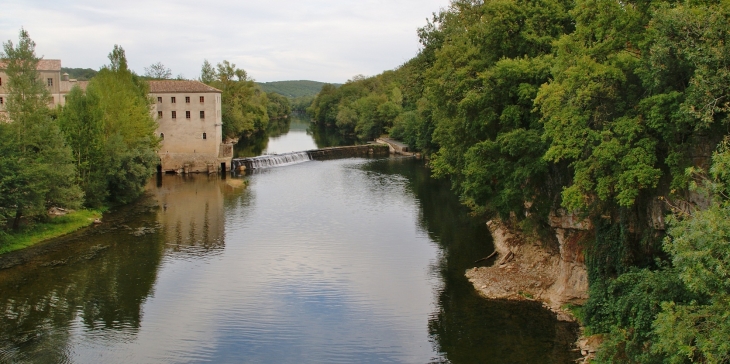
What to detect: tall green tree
<box><xmin>199</xmin><ymin>60</ymin><xmax>269</xmax><ymax>139</ymax></box>
<box><xmin>0</xmin><ymin>29</ymin><xmax>82</xmax><ymax>230</ymax></box>
<box><xmin>654</xmin><ymin>139</ymin><xmax>730</xmax><ymax>363</ymax></box>
<box><xmin>59</xmin><ymin>45</ymin><xmax>159</xmax><ymax>206</ymax></box>
<box><xmin>425</xmin><ymin>0</ymin><xmax>574</xmax><ymax>218</ymax></box>
<box><xmin>58</xmin><ymin>86</ymin><xmax>106</xmax><ymax>207</ymax></box>
<box><xmin>91</xmin><ymin>45</ymin><xmax>159</xmax><ymax>204</ymax></box>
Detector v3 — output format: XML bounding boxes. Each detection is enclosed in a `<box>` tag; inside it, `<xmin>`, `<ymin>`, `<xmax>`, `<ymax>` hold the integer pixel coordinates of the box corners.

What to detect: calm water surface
<box><xmin>0</xmin><ymin>119</ymin><xmax>579</xmax><ymax>363</ymax></box>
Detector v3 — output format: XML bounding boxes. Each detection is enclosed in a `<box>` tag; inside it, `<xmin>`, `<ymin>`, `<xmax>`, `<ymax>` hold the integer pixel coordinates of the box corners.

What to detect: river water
<box><xmin>0</xmin><ymin>117</ymin><xmax>579</xmax><ymax>363</ymax></box>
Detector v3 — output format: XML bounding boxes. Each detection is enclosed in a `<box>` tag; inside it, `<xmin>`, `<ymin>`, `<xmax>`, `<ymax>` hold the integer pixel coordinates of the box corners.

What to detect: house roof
<box><xmin>149</xmin><ymin>80</ymin><xmax>221</xmax><ymax>93</ymax></box>
<box><xmin>0</xmin><ymin>59</ymin><xmax>61</xmax><ymax>71</ymax></box>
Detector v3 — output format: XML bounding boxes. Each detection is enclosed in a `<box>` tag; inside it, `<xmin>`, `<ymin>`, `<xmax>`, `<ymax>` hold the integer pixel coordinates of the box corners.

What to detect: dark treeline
<box><xmin>309</xmin><ymin>0</ymin><xmax>730</xmax><ymax>362</ymax></box>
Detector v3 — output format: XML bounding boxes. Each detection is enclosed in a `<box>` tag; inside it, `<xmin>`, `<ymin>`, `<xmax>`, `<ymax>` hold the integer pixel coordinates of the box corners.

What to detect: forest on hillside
<box><xmin>256</xmin><ymin>80</ymin><xmax>331</xmax><ymax>98</ymax></box>
<box><xmin>60</xmin><ymin>67</ymin><xmax>98</xmax><ymax>80</ymax></box>
<box><xmin>307</xmin><ymin>0</ymin><xmax>730</xmax><ymax>362</ymax></box>
<box><xmin>257</xmin><ymin>80</ymin><xmax>338</xmax><ymax>112</ymax></box>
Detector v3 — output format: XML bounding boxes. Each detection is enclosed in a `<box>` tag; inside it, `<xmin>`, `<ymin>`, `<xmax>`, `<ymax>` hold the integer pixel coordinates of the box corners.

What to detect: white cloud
<box><xmin>0</xmin><ymin>0</ymin><xmax>450</xmax><ymax>83</ymax></box>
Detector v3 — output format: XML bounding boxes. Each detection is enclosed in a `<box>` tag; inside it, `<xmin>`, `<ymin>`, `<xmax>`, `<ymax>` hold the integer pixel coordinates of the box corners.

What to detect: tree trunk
<box><xmin>12</xmin><ymin>210</ymin><xmax>22</xmax><ymax>231</ymax></box>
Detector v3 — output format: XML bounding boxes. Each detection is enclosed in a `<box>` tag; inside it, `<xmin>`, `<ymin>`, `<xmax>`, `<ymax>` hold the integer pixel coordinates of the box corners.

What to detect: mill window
<box><xmin>186</xmin><ymin>111</ymin><xmax>191</xmax><ymax>119</ymax></box>
<box><xmin>0</xmin><ymin>97</ymin><xmax>3</xmax><ymax>105</ymax></box>
<box><xmin>199</xmin><ymin>96</ymin><xmax>204</xmax><ymax>103</ymax></box>
<box><xmin>200</xmin><ymin>111</ymin><xmax>205</xmax><ymax>119</ymax></box>
<box><xmin>157</xmin><ymin>97</ymin><xmax>162</xmax><ymax>103</ymax></box>
<box><xmin>0</xmin><ymin>77</ymin><xmax>2</xmax><ymax>86</ymax></box>
<box><xmin>171</xmin><ymin>97</ymin><xmax>176</xmax><ymax>103</ymax></box>
<box><xmin>47</xmin><ymin>78</ymin><xmax>53</xmax><ymax>87</ymax></box>
<box><xmin>172</xmin><ymin>111</ymin><xmax>177</xmax><ymax>119</ymax></box>
<box><xmin>185</xmin><ymin>96</ymin><xmax>190</xmax><ymax>103</ymax></box>
<box><xmin>158</xmin><ymin>111</ymin><xmax>162</xmax><ymax>119</ymax></box>
<box><xmin>160</xmin><ymin>133</ymin><xmax>164</xmax><ymax>139</ymax></box>
<box><xmin>202</xmin><ymin>133</ymin><xmax>207</xmax><ymax>140</ymax></box>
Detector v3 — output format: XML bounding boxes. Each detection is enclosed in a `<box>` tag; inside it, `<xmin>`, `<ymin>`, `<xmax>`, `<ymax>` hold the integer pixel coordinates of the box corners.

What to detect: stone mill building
<box><xmin>149</xmin><ymin>80</ymin><xmax>233</xmax><ymax>173</ymax></box>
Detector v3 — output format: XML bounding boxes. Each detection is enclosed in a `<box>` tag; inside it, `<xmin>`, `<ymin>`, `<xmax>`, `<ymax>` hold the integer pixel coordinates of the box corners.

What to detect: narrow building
<box><xmin>149</xmin><ymin>80</ymin><xmax>233</xmax><ymax>173</ymax></box>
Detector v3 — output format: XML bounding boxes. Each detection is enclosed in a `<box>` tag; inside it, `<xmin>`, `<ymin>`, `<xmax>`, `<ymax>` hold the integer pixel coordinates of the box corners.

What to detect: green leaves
<box><xmin>0</xmin><ymin>29</ymin><xmax>82</xmax><ymax>229</ymax></box>
<box><xmin>200</xmin><ymin>60</ymin><xmax>270</xmax><ymax>139</ymax></box>
<box><xmin>56</xmin><ymin>45</ymin><xmax>159</xmax><ymax>207</ymax></box>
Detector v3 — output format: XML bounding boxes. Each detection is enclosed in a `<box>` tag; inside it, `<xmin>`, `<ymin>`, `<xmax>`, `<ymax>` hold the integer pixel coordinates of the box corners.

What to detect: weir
<box><xmin>231</xmin><ymin>144</ymin><xmax>390</xmax><ymax>171</ymax></box>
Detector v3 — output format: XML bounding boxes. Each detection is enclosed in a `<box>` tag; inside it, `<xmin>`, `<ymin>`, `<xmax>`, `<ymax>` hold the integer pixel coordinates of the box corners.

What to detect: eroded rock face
<box><xmin>548</xmin><ymin>228</ymin><xmax>589</xmax><ymax>305</ymax></box>
<box><xmin>466</xmin><ymin>215</ymin><xmax>590</xmax><ymax>321</ymax></box>
<box><xmin>549</xmin><ymin>209</ymin><xmax>592</xmax><ymax>231</ymax></box>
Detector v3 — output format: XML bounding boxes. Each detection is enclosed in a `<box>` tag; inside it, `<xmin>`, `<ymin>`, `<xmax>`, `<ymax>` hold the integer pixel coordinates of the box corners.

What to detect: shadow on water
<box><xmin>362</xmin><ymin>157</ymin><xmax>580</xmax><ymax>364</ymax></box>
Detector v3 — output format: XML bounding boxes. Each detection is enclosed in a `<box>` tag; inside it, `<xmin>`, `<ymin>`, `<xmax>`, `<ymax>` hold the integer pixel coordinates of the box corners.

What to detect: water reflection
<box><xmin>0</xmin><ymin>199</ymin><xmax>165</xmax><ymax>363</ymax></box>
<box><xmin>234</xmin><ymin>113</ymin><xmax>357</xmax><ymax>158</ymax></box>
<box><xmin>363</xmin><ymin>158</ymin><xmax>580</xmax><ymax>363</ymax></box>
<box><xmin>0</xmin><ymin>175</ymin><xmax>245</xmax><ymax>363</ymax></box>
<box><xmin>0</xmin><ymin>158</ymin><xmax>579</xmax><ymax>363</ymax></box>
<box><xmin>152</xmin><ymin>174</ymin><xmax>237</xmax><ymax>256</ymax></box>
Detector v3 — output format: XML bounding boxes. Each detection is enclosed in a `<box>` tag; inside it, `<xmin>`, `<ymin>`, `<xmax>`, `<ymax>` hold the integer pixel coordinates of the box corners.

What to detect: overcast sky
<box><xmin>1</xmin><ymin>0</ymin><xmax>452</xmax><ymax>83</ymax></box>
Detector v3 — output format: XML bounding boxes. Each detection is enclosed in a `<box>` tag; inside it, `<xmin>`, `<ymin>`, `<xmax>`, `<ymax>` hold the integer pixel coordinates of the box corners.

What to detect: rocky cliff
<box><xmin>465</xmin><ymin>210</ymin><xmax>591</xmax><ymax>321</ymax></box>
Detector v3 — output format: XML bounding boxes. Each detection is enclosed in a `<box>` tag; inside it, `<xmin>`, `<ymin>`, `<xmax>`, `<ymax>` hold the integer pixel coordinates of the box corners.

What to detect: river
<box><xmin>0</xmin><ymin>116</ymin><xmax>579</xmax><ymax>363</ymax></box>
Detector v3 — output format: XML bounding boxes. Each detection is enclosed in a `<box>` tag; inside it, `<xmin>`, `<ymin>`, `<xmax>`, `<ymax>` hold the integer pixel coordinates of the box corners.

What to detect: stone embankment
<box><xmin>375</xmin><ymin>137</ymin><xmax>415</xmax><ymax>156</ymax></box>
<box><xmin>308</xmin><ymin>144</ymin><xmax>389</xmax><ymax>160</ymax></box>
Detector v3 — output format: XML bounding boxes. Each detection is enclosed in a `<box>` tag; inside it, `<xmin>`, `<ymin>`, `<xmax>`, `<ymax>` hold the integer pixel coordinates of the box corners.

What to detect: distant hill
<box><xmin>61</xmin><ymin>67</ymin><xmax>98</xmax><ymax>81</ymax></box>
<box><xmin>256</xmin><ymin>80</ymin><xmax>338</xmax><ymax>98</ymax></box>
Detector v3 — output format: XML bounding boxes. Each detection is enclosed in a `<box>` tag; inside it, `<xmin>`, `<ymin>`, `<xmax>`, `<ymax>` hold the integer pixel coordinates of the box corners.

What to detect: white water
<box><xmin>247</xmin><ymin>151</ymin><xmax>312</xmax><ymax>169</ymax></box>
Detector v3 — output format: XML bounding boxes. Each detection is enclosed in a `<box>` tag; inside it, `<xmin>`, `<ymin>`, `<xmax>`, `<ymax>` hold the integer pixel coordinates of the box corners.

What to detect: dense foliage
<box><xmin>199</xmin><ymin>60</ymin><xmax>293</xmax><ymax>139</ymax></box>
<box><xmin>256</xmin><ymin>80</ymin><xmax>333</xmax><ymax>98</ymax></box>
<box><xmin>0</xmin><ymin>29</ymin><xmax>82</xmax><ymax>231</ymax></box>
<box><xmin>59</xmin><ymin>45</ymin><xmax>160</xmax><ymax>207</ymax></box>
<box><xmin>0</xmin><ymin>30</ymin><xmax>159</xmax><ymax>241</ymax></box>
<box><xmin>308</xmin><ymin>0</ymin><xmax>730</xmax><ymax>360</ymax></box>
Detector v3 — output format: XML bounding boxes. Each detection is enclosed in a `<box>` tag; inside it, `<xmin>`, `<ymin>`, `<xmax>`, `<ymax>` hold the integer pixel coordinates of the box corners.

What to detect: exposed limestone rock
<box><xmin>549</xmin><ymin>208</ymin><xmax>592</xmax><ymax>230</ymax></box>
<box><xmin>466</xmin><ymin>217</ymin><xmax>589</xmax><ymax>320</ymax></box>
<box><xmin>548</xmin><ymin>228</ymin><xmax>589</xmax><ymax>305</ymax></box>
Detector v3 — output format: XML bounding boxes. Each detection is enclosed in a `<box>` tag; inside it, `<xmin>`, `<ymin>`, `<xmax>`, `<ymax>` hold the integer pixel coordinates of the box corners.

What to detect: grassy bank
<box><xmin>0</xmin><ymin>209</ymin><xmax>103</xmax><ymax>255</ymax></box>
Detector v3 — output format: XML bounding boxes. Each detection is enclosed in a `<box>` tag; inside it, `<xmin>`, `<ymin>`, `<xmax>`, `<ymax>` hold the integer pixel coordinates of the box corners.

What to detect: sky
<box><xmin>0</xmin><ymin>0</ymin><xmax>452</xmax><ymax>83</ymax></box>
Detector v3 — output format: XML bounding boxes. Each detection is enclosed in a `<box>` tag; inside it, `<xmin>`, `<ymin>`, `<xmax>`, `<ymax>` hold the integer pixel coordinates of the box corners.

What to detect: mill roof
<box><xmin>148</xmin><ymin>80</ymin><xmax>221</xmax><ymax>93</ymax></box>
<box><xmin>0</xmin><ymin>59</ymin><xmax>62</xmax><ymax>71</ymax></box>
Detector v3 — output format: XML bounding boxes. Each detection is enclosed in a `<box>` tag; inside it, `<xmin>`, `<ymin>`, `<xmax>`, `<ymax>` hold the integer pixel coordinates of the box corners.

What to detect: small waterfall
<box><xmin>240</xmin><ymin>151</ymin><xmax>312</xmax><ymax>170</ymax></box>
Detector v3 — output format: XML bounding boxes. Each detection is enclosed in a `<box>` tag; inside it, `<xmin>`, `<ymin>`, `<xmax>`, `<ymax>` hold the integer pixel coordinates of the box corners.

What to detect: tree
<box><xmin>265</xmin><ymin>92</ymin><xmax>291</xmax><ymax>120</ymax></box>
<box><xmin>58</xmin><ymin>45</ymin><xmax>159</xmax><ymax>207</ymax></box>
<box><xmin>58</xmin><ymin>86</ymin><xmax>106</xmax><ymax>207</ymax></box>
<box><xmin>89</xmin><ymin>45</ymin><xmax>159</xmax><ymax>204</ymax></box>
<box><xmin>144</xmin><ymin>62</ymin><xmax>172</xmax><ymax>79</ymax></box>
<box><xmin>652</xmin><ymin>138</ymin><xmax>730</xmax><ymax>363</ymax></box>
<box><xmin>199</xmin><ymin>59</ymin><xmax>216</xmax><ymax>84</ymax></box>
<box><xmin>200</xmin><ymin>60</ymin><xmax>270</xmax><ymax>138</ymax></box>
<box><xmin>0</xmin><ymin>29</ymin><xmax>82</xmax><ymax>230</ymax></box>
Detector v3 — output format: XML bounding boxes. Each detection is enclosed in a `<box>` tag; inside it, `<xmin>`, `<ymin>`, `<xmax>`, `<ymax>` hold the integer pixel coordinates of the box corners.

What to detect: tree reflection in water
<box><xmin>362</xmin><ymin>158</ymin><xmax>580</xmax><ymax>364</ymax></box>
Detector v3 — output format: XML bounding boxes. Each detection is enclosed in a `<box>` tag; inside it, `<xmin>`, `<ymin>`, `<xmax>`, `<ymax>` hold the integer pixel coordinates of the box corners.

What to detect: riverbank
<box><xmin>466</xmin><ymin>218</ymin><xmax>599</xmax><ymax>361</ymax></box>
<box><xmin>0</xmin><ymin>209</ymin><xmax>102</xmax><ymax>255</ymax></box>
